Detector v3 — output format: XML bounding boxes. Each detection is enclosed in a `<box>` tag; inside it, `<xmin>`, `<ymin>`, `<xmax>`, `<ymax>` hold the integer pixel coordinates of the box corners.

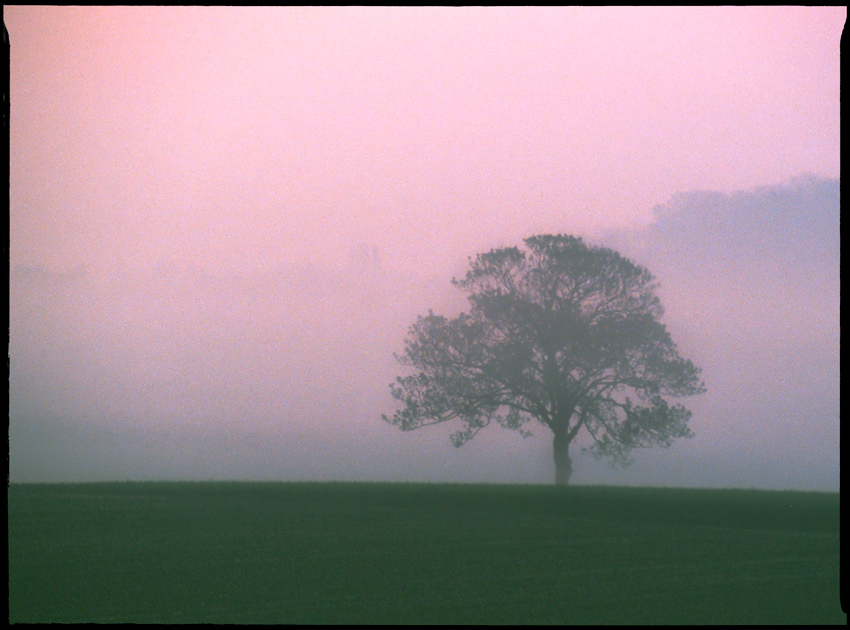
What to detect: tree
<box><xmin>383</xmin><ymin>234</ymin><xmax>705</xmax><ymax>485</ymax></box>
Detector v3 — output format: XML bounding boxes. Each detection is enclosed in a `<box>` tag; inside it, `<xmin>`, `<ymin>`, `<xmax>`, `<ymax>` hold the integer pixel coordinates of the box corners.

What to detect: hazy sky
<box><xmin>7</xmin><ymin>7</ymin><xmax>842</xmax><ymax>489</ymax></box>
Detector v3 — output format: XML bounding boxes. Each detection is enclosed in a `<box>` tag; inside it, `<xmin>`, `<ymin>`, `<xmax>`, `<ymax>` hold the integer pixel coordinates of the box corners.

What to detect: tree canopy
<box><xmin>383</xmin><ymin>234</ymin><xmax>705</xmax><ymax>484</ymax></box>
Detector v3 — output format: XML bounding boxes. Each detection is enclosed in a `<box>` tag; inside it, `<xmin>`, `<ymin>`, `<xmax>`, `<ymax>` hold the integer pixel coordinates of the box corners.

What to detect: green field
<box><xmin>8</xmin><ymin>482</ymin><xmax>844</xmax><ymax>624</ymax></box>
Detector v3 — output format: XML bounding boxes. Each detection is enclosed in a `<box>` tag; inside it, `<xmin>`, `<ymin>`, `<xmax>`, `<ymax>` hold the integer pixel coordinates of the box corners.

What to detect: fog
<box><xmin>6</xmin><ymin>7</ymin><xmax>842</xmax><ymax>489</ymax></box>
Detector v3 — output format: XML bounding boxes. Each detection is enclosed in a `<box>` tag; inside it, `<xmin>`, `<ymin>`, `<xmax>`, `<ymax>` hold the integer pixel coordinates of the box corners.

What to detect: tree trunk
<box><xmin>553</xmin><ymin>433</ymin><xmax>572</xmax><ymax>486</ymax></box>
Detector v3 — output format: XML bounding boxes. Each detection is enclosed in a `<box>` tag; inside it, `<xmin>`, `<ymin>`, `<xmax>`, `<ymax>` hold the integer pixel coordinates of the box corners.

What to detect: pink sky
<box><xmin>6</xmin><ymin>7</ymin><xmax>843</xmax><ymax>487</ymax></box>
<box><xmin>8</xmin><ymin>6</ymin><xmax>841</xmax><ymax>276</ymax></box>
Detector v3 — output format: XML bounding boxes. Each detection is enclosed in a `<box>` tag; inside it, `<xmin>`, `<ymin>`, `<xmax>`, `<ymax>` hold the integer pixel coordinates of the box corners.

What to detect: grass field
<box><xmin>8</xmin><ymin>482</ymin><xmax>844</xmax><ymax>624</ymax></box>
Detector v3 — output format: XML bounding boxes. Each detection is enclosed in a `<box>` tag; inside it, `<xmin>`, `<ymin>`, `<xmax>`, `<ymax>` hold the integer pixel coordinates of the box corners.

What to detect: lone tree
<box><xmin>383</xmin><ymin>234</ymin><xmax>705</xmax><ymax>485</ymax></box>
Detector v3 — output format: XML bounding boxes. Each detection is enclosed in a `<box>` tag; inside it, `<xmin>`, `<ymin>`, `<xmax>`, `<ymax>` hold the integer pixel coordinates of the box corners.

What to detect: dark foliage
<box><xmin>384</xmin><ymin>235</ymin><xmax>705</xmax><ymax>481</ymax></box>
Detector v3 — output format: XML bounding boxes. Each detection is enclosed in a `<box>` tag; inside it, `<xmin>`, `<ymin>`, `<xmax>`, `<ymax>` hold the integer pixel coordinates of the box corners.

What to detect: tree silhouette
<box><xmin>384</xmin><ymin>234</ymin><xmax>705</xmax><ymax>484</ymax></box>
